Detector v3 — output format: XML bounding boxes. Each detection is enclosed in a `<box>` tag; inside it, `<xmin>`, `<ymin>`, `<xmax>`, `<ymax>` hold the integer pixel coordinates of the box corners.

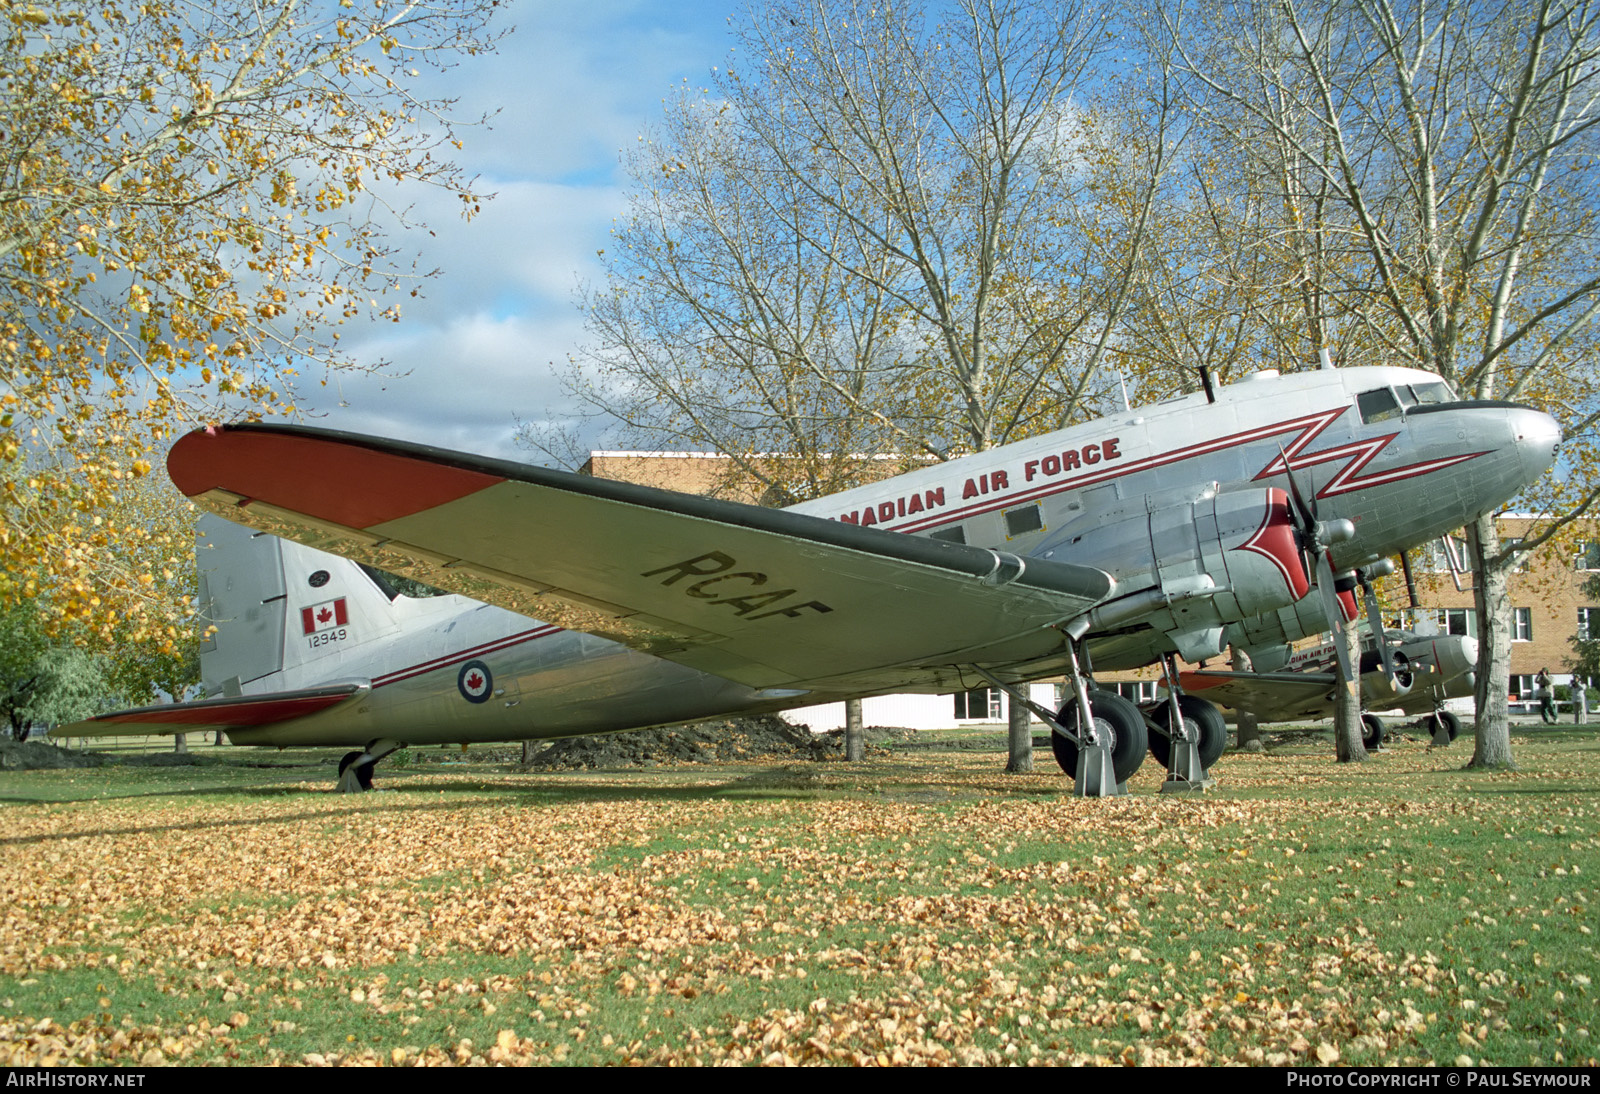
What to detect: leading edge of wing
<box><xmin>167</xmin><ymin>425</ymin><xmax>1116</xmax><ymax>689</ymax></box>
<box><xmin>54</xmin><ymin>684</ymin><xmax>367</xmax><ymax>739</ymax></box>
<box><xmin>168</xmin><ymin>424</ymin><xmax>1113</xmax><ymax>603</ymax></box>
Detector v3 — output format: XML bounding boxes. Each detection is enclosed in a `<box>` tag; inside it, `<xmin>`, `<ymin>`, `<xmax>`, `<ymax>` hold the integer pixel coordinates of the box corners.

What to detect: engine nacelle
<box><xmin>1039</xmin><ymin>487</ymin><xmax>1311</xmax><ymax>662</ymax></box>
<box><xmin>1360</xmin><ymin>649</ymin><xmax>1413</xmax><ymax>702</ymax></box>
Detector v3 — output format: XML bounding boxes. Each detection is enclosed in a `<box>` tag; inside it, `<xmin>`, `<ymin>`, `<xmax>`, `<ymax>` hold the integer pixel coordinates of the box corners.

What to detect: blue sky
<box><xmin>293</xmin><ymin>2</ymin><xmax>740</xmax><ymax>461</ymax></box>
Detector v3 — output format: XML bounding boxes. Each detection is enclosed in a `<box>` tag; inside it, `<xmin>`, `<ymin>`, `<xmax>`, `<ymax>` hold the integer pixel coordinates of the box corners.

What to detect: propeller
<box><xmin>1357</xmin><ymin>559</ymin><xmax>1400</xmax><ymax>687</ymax></box>
<box><xmin>1279</xmin><ymin>446</ymin><xmax>1358</xmax><ymax>681</ymax></box>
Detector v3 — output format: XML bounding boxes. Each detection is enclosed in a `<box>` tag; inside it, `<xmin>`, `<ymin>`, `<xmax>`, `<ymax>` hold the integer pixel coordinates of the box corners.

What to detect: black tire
<box><xmin>1440</xmin><ymin>710</ymin><xmax>1462</xmax><ymax>742</ymax></box>
<box><xmin>1052</xmin><ymin>691</ymin><xmax>1148</xmax><ymax>783</ymax></box>
<box><xmin>1361</xmin><ymin>713</ymin><xmax>1385</xmax><ymax>750</ymax></box>
<box><xmin>338</xmin><ymin>749</ymin><xmax>375</xmax><ymax>791</ymax></box>
<box><xmin>1147</xmin><ymin>695</ymin><xmax>1227</xmax><ymax>770</ymax></box>
<box><xmin>1186</xmin><ymin>695</ymin><xmax>1227</xmax><ymax>768</ymax></box>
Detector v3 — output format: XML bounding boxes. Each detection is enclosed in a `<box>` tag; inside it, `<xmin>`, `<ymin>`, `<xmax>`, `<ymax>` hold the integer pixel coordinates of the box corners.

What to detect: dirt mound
<box><xmin>0</xmin><ymin>739</ymin><xmax>107</xmax><ymax>770</ymax></box>
<box><xmin>525</xmin><ymin>716</ymin><xmax>921</xmax><ymax>770</ymax></box>
<box><xmin>528</xmin><ymin>714</ymin><xmax>831</xmax><ymax>769</ymax></box>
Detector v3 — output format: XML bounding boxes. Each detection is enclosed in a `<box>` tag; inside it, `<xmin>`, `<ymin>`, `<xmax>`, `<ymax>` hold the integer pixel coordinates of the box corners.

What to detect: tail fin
<box><xmin>197</xmin><ymin>515</ymin><xmax>402</xmax><ymax>696</ymax></box>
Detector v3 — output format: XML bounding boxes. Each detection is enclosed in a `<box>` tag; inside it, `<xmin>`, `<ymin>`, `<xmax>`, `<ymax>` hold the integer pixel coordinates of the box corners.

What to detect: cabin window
<box><xmin>1410</xmin><ymin>381</ymin><xmax>1454</xmax><ymax>404</ymax></box>
<box><xmin>929</xmin><ymin>524</ymin><xmax>966</xmax><ymax>545</ymax></box>
<box><xmin>1357</xmin><ymin>387</ymin><xmax>1403</xmax><ymax>424</ymax></box>
<box><xmin>1003</xmin><ymin>504</ymin><xmax>1043</xmax><ymax>538</ymax></box>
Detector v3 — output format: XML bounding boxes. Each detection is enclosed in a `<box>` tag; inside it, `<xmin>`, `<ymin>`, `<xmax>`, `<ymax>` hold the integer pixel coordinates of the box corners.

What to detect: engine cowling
<box><xmin>1038</xmin><ymin>487</ymin><xmax>1312</xmax><ymax>661</ymax></box>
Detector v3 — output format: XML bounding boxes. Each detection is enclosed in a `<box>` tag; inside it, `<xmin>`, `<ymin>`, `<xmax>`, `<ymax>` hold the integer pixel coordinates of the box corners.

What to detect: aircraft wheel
<box><xmin>1053</xmin><ymin>691</ymin><xmax>1147</xmax><ymax>783</ymax></box>
<box><xmin>1361</xmin><ymin>713</ymin><xmax>1386</xmax><ymax>750</ymax></box>
<box><xmin>1146</xmin><ymin>696</ymin><xmax>1227</xmax><ymax>770</ymax></box>
<box><xmin>1436</xmin><ymin>710</ymin><xmax>1462</xmax><ymax>742</ymax></box>
<box><xmin>338</xmin><ymin>750</ymin><xmax>375</xmax><ymax>791</ymax></box>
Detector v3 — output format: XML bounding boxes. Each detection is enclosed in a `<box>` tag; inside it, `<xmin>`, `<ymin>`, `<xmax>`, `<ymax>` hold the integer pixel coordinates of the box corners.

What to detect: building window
<box><xmin>1580</xmin><ymin>543</ymin><xmax>1600</xmax><ymax>571</ymax></box>
<box><xmin>1407</xmin><ymin>607</ymin><xmax>1475</xmax><ymax>636</ymax></box>
<box><xmin>1579</xmin><ymin>607</ymin><xmax>1600</xmax><ymax>641</ymax></box>
<box><xmin>1510</xmin><ymin>674</ymin><xmax>1535</xmax><ymax>701</ymax></box>
<box><xmin>1414</xmin><ymin>537</ymin><xmax>1471</xmax><ymax>573</ymax></box>
<box><xmin>1503</xmin><ymin>537</ymin><xmax>1528</xmax><ymax>572</ymax></box>
<box><xmin>1513</xmin><ymin>607</ymin><xmax>1533</xmax><ymax>642</ymax></box>
<box><xmin>953</xmin><ymin>688</ymin><xmax>1001</xmax><ymax>720</ymax></box>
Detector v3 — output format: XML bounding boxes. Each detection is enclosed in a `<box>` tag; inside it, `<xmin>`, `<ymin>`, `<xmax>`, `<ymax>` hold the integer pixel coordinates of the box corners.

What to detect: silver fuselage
<box><xmin>223</xmin><ymin>365</ymin><xmax>1559</xmax><ymax>746</ymax></box>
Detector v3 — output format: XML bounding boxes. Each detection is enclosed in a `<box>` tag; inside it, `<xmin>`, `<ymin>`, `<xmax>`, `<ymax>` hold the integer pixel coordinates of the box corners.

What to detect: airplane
<box><xmin>1178</xmin><ymin>629</ymin><xmax>1477</xmax><ymax>748</ymax></box>
<box><xmin>59</xmin><ymin>363</ymin><xmax>1560</xmax><ymax>794</ymax></box>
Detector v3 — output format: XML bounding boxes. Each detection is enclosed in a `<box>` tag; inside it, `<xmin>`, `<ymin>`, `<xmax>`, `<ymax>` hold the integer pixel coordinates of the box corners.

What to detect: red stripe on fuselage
<box><xmin>369</xmin><ymin>624</ymin><xmax>564</xmax><ymax>689</ymax></box>
<box><xmin>168</xmin><ymin>428</ymin><xmax>505</xmax><ymax>529</ymax></box>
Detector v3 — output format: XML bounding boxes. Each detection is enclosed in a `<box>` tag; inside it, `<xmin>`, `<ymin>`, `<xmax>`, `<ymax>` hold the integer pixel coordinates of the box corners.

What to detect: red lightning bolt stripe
<box><xmin>1252</xmin><ymin>409</ymin><xmax>1489</xmax><ymax>499</ymax></box>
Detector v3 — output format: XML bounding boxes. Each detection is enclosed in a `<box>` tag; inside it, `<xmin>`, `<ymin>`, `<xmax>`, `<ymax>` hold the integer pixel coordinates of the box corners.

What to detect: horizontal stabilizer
<box><xmin>55</xmin><ymin>684</ymin><xmax>368</xmax><ymax>739</ymax></box>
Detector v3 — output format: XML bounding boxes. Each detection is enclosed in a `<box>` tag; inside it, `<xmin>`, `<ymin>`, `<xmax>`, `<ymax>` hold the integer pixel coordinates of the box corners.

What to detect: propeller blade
<box><xmin>1317</xmin><ymin>552</ymin><xmax>1356</xmax><ymax>683</ymax></box>
<box><xmin>1361</xmin><ymin>577</ymin><xmax>1398</xmax><ymax>684</ymax></box>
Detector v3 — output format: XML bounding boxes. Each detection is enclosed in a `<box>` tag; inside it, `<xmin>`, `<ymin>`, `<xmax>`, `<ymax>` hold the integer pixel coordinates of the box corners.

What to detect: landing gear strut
<box><xmin>1145</xmin><ymin>655</ymin><xmax>1222</xmax><ymax>793</ymax></box>
<box><xmin>336</xmin><ymin>738</ymin><xmax>406</xmax><ymax>792</ymax></box>
<box><xmin>972</xmin><ymin>637</ymin><xmax>1146</xmax><ymax>797</ymax></box>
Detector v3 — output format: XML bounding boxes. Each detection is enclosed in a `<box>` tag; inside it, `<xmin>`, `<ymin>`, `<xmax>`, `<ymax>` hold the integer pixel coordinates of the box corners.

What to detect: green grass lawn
<box><xmin>0</xmin><ymin>729</ymin><xmax>1595</xmax><ymax>1065</ymax></box>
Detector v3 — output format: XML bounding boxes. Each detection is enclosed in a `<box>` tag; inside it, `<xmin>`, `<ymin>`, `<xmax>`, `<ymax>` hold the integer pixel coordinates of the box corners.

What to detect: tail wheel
<box><xmin>1052</xmin><ymin>691</ymin><xmax>1148</xmax><ymax>783</ymax></box>
<box><xmin>1147</xmin><ymin>695</ymin><xmax>1228</xmax><ymax>771</ymax></box>
<box><xmin>1361</xmin><ymin>713</ymin><xmax>1386</xmax><ymax>750</ymax></box>
<box><xmin>338</xmin><ymin>750</ymin><xmax>375</xmax><ymax>791</ymax></box>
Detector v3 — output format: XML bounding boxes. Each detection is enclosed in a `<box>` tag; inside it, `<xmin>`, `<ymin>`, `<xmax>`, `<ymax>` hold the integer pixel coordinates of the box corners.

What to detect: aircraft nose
<box><xmin>1510</xmin><ymin>406</ymin><xmax>1562</xmax><ymax>483</ymax></box>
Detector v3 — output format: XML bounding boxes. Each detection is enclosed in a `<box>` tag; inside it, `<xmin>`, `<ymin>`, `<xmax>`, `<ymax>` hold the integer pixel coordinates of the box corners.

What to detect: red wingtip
<box><xmin>167</xmin><ymin>426</ymin><xmax>504</xmax><ymax>529</ymax></box>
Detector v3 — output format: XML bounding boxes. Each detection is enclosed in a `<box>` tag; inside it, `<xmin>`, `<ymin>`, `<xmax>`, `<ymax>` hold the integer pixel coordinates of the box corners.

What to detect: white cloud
<box><xmin>285</xmin><ymin>2</ymin><xmax>734</xmax><ymax>464</ymax></box>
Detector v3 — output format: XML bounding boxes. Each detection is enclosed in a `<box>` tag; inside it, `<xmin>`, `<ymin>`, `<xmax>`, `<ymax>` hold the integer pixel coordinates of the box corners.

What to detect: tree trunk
<box><xmin>1230</xmin><ymin>645</ymin><xmax>1262</xmax><ymax>750</ymax></box>
<box><xmin>1333</xmin><ymin>626</ymin><xmax>1366</xmax><ymax>763</ymax></box>
<box><xmin>844</xmin><ymin>698</ymin><xmax>864</xmax><ymax>762</ymax></box>
<box><xmin>521</xmin><ymin>739</ymin><xmax>538</xmax><ymax>765</ymax></box>
<box><xmin>1467</xmin><ymin>514</ymin><xmax>1517</xmax><ymax>768</ymax></box>
<box><xmin>174</xmin><ymin>732</ymin><xmax>188</xmax><ymax>754</ymax></box>
<box><xmin>1236</xmin><ymin>710</ymin><xmax>1261</xmax><ymax>750</ymax></box>
<box><xmin>1006</xmin><ymin>691</ymin><xmax>1033</xmax><ymax>773</ymax></box>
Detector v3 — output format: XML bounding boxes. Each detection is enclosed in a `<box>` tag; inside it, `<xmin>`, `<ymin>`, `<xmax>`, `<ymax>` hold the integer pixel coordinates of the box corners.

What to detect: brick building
<box><xmin>1394</xmin><ymin>519</ymin><xmax>1596</xmax><ymax>701</ymax></box>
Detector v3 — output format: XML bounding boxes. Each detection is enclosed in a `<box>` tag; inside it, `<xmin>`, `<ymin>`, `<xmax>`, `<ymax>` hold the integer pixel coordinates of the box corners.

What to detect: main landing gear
<box><xmin>336</xmin><ymin>738</ymin><xmax>406</xmax><ymax>792</ymax></box>
<box><xmin>1419</xmin><ymin>709</ymin><xmax>1462</xmax><ymax>746</ymax></box>
<box><xmin>1361</xmin><ymin>713</ymin><xmax>1386</xmax><ymax>751</ymax></box>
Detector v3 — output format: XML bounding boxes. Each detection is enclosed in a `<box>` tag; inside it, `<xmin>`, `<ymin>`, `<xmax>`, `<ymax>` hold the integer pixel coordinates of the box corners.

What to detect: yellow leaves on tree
<box><xmin>0</xmin><ymin>0</ymin><xmax>504</xmax><ymax>643</ymax></box>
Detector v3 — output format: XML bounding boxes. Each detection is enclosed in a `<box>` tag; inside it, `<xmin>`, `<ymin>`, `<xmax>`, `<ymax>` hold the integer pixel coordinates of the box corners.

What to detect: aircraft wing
<box><xmin>166</xmin><ymin>425</ymin><xmax>1116</xmax><ymax>692</ymax></box>
<box><xmin>1177</xmin><ymin>669</ymin><xmax>1338</xmax><ymax>722</ymax></box>
<box><xmin>54</xmin><ymin>684</ymin><xmax>368</xmax><ymax>739</ymax></box>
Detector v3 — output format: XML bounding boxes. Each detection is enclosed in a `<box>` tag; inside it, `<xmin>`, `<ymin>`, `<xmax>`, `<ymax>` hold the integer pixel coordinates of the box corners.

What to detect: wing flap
<box><xmin>169</xmin><ymin>426</ymin><xmax>1117</xmax><ymax>690</ymax></box>
<box><xmin>55</xmin><ymin>684</ymin><xmax>368</xmax><ymax>739</ymax></box>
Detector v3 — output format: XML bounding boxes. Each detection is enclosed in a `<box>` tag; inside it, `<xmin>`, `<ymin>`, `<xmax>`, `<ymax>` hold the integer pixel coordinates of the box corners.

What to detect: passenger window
<box><xmin>1357</xmin><ymin>387</ymin><xmax>1402</xmax><ymax>424</ymax></box>
<box><xmin>929</xmin><ymin>524</ymin><xmax>966</xmax><ymax>544</ymax></box>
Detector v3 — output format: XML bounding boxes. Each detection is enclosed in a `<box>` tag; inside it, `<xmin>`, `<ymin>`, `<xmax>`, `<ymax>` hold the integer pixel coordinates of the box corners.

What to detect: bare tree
<box><xmin>544</xmin><ymin>0</ymin><xmax>1175</xmax><ymax>771</ymax></box>
<box><xmin>1158</xmin><ymin>0</ymin><xmax>1600</xmax><ymax>767</ymax></box>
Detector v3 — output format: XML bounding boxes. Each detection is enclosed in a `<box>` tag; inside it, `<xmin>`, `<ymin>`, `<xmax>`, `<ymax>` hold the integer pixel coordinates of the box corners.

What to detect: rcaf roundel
<box><xmin>301</xmin><ymin>598</ymin><xmax>348</xmax><ymax>635</ymax></box>
<box><xmin>457</xmin><ymin>659</ymin><xmax>493</xmax><ymax>703</ymax></box>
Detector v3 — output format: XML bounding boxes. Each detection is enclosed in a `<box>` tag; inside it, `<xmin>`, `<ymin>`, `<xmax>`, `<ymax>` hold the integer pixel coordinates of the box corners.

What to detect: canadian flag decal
<box><xmin>301</xmin><ymin>598</ymin><xmax>349</xmax><ymax>635</ymax></box>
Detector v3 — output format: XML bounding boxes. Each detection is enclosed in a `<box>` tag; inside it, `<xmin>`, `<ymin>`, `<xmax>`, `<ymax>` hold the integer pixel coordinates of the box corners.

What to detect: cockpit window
<box><xmin>1357</xmin><ymin>387</ymin><xmax>1403</xmax><ymax>424</ymax></box>
<box><xmin>1409</xmin><ymin>381</ymin><xmax>1454</xmax><ymax>404</ymax></box>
